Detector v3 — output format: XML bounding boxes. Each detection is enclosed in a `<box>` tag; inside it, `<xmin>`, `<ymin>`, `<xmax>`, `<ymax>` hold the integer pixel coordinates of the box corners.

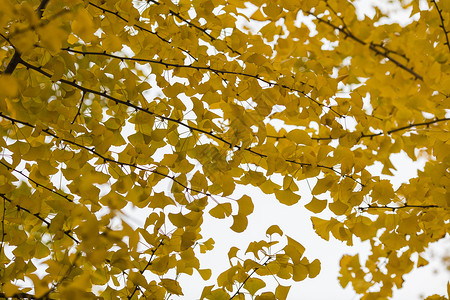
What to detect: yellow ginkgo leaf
<box><xmin>275</xmin><ymin>189</ymin><xmax>301</xmax><ymax>206</ymax></box>
<box><xmin>230</xmin><ymin>214</ymin><xmax>248</xmax><ymax>233</ymax></box>
<box><xmin>160</xmin><ymin>279</ymin><xmax>183</xmax><ymax>296</ymax></box>
<box><xmin>209</xmin><ymin>202</ymin><xmax>232</xmax><ymax>219</ymax></box>
<box><xmin>304</xmin><ymin>197</ymin><xmax>327</xmax><ymax>213</ymax></box>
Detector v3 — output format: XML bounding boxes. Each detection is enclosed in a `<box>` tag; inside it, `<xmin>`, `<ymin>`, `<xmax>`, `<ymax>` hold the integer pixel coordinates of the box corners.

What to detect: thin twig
<box><xmin>358</xmin><ymin>204</ymin><xmax>443</xmax><ymax>211</ymax></box>
<box><xmin>127</xmin><ymin>239</ymin><xmax>165</xmax><ymax>299</ymax></box>
<box><xmin>0</xmin><ymin>111</ymin><xmax>213</xmax><ymax>198</ymax></box>
<box><xmin>263</xmin><ymin>117</ymin><xmax>450</xmax><ymax>141</ymax></box>
<box><xmin>87</xmin><ymin>2</ymin><xmax>197</xmax><ymax>61</ymax></box>
<box><xmin>306</xmin><ymin>11</ymin><xmax>423</xmax><ymax>80</ymax></box>
<box><xmin>0</xmin><ymin>160</ymin><xmax>74</xmax><ymax>203</ymax></box>
<box><xmin>14</xmin><ymin>58</ymin><xmax>358</xmax><ymax>185</ymax></box>
<box><xmin>38</xmin><ymin>252</ymin><xmax>81</xmax><ymax>299</ymax></box>
<box><xmin>0</xmin><ymin>197</ymin><xmax>5</xmax><ymax>259</ymax></box>
<box><xmin>430</xmin><ymin>0</ymin><xmax>450</xmax><ymax>53</ymax></box>
<box><xmin>149</xmin><ymin>0</ymin><xmax>241</xmax><ymax>55</ymax></box>
<box><xmin>6</xmin><ymin>8</ymin><xmax>70</xmax><ymax>40</ymax></box>
<box><xmin>62</xmin><ymin>48</ymin><xmax>337</xmax><ymax>117</ymax></box>
<box><xmin>0</xmin><ymin>193</ymin><xmax>79</xmax><ymax>243</ymax></box>
<box><xmin>3</xmin><ymin>0</ymin><xmax>51</xmax><ymax>74</ymax></box>
<box><xmin>360</xmin><ymin>117</ymin><xmax>450</xmax><ymax>139</ymax></box>
<box><xmin>71</xmin><ymin>91</ymin><xmax>86</xmax><ymax>124</ymax></box>
<box><xmin>0</xmin><ymin>293</ymin><xmax>38</xmax><ymax>299</ymax></box>
<box><xmin>230</xmin><ymin>256</ymin><xmax>272</xmax><ymax>299</ymax></box>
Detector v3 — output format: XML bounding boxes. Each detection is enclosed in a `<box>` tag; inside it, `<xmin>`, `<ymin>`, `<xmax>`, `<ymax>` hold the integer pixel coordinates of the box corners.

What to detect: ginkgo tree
<box><xmin>0</xmin><ymin>0</ymin><xmax>449</xmax><ymax>299</ymax></box>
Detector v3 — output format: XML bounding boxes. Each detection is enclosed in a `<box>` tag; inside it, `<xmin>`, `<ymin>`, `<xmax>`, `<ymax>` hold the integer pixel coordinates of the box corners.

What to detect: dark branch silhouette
<box><xmin>127</xmin><ymin>239</ymin><xmax>165</xmax><ymax>299</ymax></box>
<box><xmin>229</xmin><ymin>256</ymin><xmax>272</xmax><ymax>300</ymax></box>
<box><xmin>3</xmin><ymin>0</ymin><xmax>51</xmax><ymax>74</ymax></box>
<box><xmin>0</xmin><ymin>193</ymin><xmax>80</xmax><ymax>243</ymax></box>
<box><xmin>359</xmin><ymin>204</ymin><xmax>444</xmax><ymax>211</ymax></box>
<box><xmin>13</xmin><ymin>57</ymin><xmax>361</xmax><ymax>185</ymax></box>
<box><xmin>0</xmin><ymin>111</ymin><xmax>212</xmax><ymax>198</ymax></box>
<box><xmin>0</xmin><ymin>160</ymin><xmax>74</xmax><ymax>203</ymax></box>
<box><xmin>265</xmin><ymin>118</ymin><xmax>450</xmax><ymax>143</ymax></box>
<box><xmin>61</xmin><ymin>48</ymin><xmax>339</xmax><ymax>117</ymax></box>
<box><xmin>430</xmin><ymin>0</ymin><xmax>450</xmax><ymax>53</ymax></box>
<box><xmin>149</xmin><ymin>0</ymin><xmax>242</xmax><ymax>55</ymax></box>
<box><xmin>307</xmin><ymin>11</ymin><xmax>423</xmax><ymax>81</ymax></box>
<box><xmin>87</xmin><ymin>1</ymin><xmax>197</xmax><ymax>61</ymax></box>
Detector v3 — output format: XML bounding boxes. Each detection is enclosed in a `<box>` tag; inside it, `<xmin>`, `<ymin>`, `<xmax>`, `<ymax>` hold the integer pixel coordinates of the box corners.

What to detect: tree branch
<box><xmin>265</xmin><ymin>117</ymin><xmax>450</xmax><ymax>142</ymax></box>
<box><xmin>0</xmin><ymin>193</ymin><xmax>79</xmax><ymax>243</ymax></box>
<box><xmin>6</xmin><ymin>8</ymin><xmax>70</xmax><ymax>41</ymax></box>
<box><xmin>85</xmin><ymin>3</ymin><xmax>348</xmax><ymax>118</ymax></box>
<box><xmin>0</xmin><ymin>111</ymin><xmax>212</xmax><ymax>198</ymax></box>
<box><xmin>127</xmin><ymin>239</ymin><xmax>165</xmax><ymax>299</ymax></box>
<box><xmin>230</xmin><ymin>256</ymin><xmax>271</xmax><ymax>299</ymax></box>
<box><xmin>358</xmin><ymin>204</ymin><xmax>443</xmax><ymax>211</ymax></box>
<box><xmin>87</xmin><ymin>2</ymin><xmax>197</xmax><ymax>61</ymax></box>
<box><xmin>37</xmin><ymin>253</ymin><xmax>81</xmax><ymax>299</ymax></box>
<box><xmin>36</xmin><ymin>0</ymin><xmax>51</xmax><ymax>18</ymax></box>
<box><xmin>3</xmin><ymin>0</ymin><xmax>51</xmax><ymax>74</ymax></box>
<box><xmin>0</xmin><ymin>160</ymin><xmax>74</xmax><ymax>204</ymax></box>
<box><xmin>430</xmin><ymin>0</ymin><xmax>450</xmax><ymax>53</ymax></box>
<box><xmin>61</xmin><ymin>48</ymin><xmax>335</xmax><ymax>116</ymax></box>
<box><xmin>71</xmin><ymin>91</ymin><xmax>86</xmax><ymax>124</ymax></box>
<box><xmin>307</xmin><ymin>11</ymin><xmax>423</xmax><ymax>81</ymax></box>
<box><xmin>0</xmin><ymin>293</ymin><xmax>38</xmax><ymax>299</ymax></box>
<box><xmin>14</xmin><ymin>58</ymin><xmax>358</xmax><ymax>184</ymax></box>
<box><xmin>149</xmin><ymin>0</ymin><xmax>241</xmax><ymax>55</ymax></box>
<box><xmin>361</xmin><ymin>117</ymin><xmax>450</xmax><ymax>138</ymax></box>
<box><xmin>0</xmin><ymin>197</ymin><xmax>5</xmax><ymax>260</ymax></box>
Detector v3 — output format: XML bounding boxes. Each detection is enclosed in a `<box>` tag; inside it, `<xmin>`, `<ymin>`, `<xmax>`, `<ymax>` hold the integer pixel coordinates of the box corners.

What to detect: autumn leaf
<box><xmin>0</xmin><ymin>0</ymin><xmax>448</xmax><ymax>299</ymax></box>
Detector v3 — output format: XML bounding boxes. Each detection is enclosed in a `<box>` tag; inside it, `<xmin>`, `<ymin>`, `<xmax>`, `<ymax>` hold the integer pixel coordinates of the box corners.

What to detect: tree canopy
<box><xmin>0</xmin><ymin>0</ymin><xmax>449</xmax><ymax>299</ymax></box>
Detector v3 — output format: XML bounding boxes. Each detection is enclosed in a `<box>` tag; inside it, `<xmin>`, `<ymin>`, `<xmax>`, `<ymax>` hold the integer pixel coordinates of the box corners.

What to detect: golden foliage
<box><xmin>0</xmin><ymin>0</ymin><xmax>449</xmax><ymax>299</ymax></box>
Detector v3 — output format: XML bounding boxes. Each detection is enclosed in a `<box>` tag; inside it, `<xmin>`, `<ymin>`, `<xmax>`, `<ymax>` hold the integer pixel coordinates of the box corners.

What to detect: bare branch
<box><xmin>149</xmin><ymin>0</ymin><xmax>241</xmax><ymax>55</ymax></box>
<box><xmin>62</xmin><ymin>48</ymin><xmax>340</xmax><ymax>117</ymax></box>
<box><xmin>0</xmin><ymin>197</ymin><xmax>5</xmax><ymax>260</ymax></box>
<box><xmin>358</xmin><ymin>204</ymin><xmax>444</xmax><ymax>211</ymax></box>
<box><xmin>266</xmin><ymin>117</ymin><xmax>450</xmax><ymax>142</ymax></box>
<box><xmin>71</xmin><ymin>91</ymin><xmax>86</xmax><ymax>124</ymax></box>
<box><xmin>0</xmin><ymin>111</ymin><xmax>211</xmax><ymax>198</ymax></box>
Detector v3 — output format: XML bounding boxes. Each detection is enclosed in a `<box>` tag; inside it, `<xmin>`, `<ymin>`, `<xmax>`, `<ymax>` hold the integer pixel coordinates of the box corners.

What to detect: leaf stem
<box><xmin>229</xmin><ymin>256</ymin><xmax>271</xmax><ymax>299</ymax></box>
<box><xmin>127</xmin><ymin>238</ymin><xmax>165</xmax><ymax>299</ymax></box>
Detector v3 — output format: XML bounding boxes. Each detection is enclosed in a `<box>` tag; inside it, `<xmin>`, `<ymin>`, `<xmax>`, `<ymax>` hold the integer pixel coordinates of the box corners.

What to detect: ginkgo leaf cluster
<box><xmin>0</xmin><ymin>0</ymin><xmax>449</xmax><ymax>299</ymax></box>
